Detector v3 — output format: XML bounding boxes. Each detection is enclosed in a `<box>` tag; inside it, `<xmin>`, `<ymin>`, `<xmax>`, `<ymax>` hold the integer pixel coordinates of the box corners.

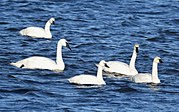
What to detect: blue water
<box><xmin>0</xmin><ymin>0</ymin><xmax>179</xmax><ymax>111</ymax></box>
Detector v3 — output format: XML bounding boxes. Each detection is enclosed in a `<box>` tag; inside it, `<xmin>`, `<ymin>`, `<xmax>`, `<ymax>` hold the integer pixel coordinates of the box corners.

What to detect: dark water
<box><xmin>0</xmin><ymin>0</ymin><xmax>179</xmax><ymax>111</ymax></box>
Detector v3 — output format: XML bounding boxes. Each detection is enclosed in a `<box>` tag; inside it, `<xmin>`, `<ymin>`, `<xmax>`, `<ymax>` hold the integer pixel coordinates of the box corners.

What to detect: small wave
<box><xmin>121</xmin><ymin>20</ymin><xmax>139</xmax><ymax>27</ymax></box>
<box><xmin>172</xmin><ymin>18</ymin><xmax>179</xmax><ymax>24</ymax></box>
<box><xmin>138</xmin><ymin>11</ymin><xmax>165</xmax><ymax>15</ymax></box>
<box><xmin>0</xmin><ymin>21</ymin><xmax>9</xmax><ymax>25</ymax></box>
<box><xmin>74</xmin><ymin>43</ymin><xmax>98</xmax><ymax>49</ymax></box>
<box><xmin>0</xmin><ymin>88</ymin><xmax>38</xmax><ymax>94</ymax></box>
<box><xmin>158</xmin><ymin>89</ymin><xmax>179</xmax><ymax>94</ymax></box>
<box><xmin>22</xmin><ymin>79</ymin><xmax>45</xmax><ymax>84</ymax></box>
<box><xmin>146</xmin><ymin>37</ymin><xmax>167</xmax><ymax>43</ymax></box>
<box><xmin>90</xmin><ymin>27</ymin><xmax>100</xmax><ymax>31</ymax></box>
<box><xmin>72</xmin><ymin>84</ymin><xmax>104</xmax><ymax>88</ymax></box>
<box><xmin>5</xmin><ymin>28</ymin><xmax>19</xmax><ymax>31</ymax></box>
<box><xmin>161</xmin><ymin>29</ymin><xmax>178</xmax><ymax>36</ymax></box>
<box><xmin>118</xmin><ymin>85</ymin><xmax>139</xmax><ymax>93</ymax></box>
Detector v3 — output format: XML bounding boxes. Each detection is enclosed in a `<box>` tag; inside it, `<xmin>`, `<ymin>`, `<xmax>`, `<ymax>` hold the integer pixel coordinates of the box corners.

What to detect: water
<box><xmin>0</xmin><ymin>0</ymin><xmax>179</xmax><ymax>111</ymax></box>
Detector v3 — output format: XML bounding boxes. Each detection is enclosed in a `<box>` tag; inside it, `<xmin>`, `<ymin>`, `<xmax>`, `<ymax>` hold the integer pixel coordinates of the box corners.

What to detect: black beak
<box><xmin>136</xmin><ymin>47</ymin><xmax>139</xmax><ymax>53</ymax></box>
<box><xmin>66</xmin><ymin>42</ymin><xmax>71</xmax><ymax>50</ymax></box>
<box><xmin>159</xmin><ymin>59</ymin><xmax>163</xmax><ymax>63</ymax></box>
<box><xmin>104</xmin><ymin>63</ymin><xmax>110</xmax><ymax>68</ymax></box>
<box><xmin>52</xmin><ymin>21</ymin><xmax>55</xmax><ymax>24</ymax></box>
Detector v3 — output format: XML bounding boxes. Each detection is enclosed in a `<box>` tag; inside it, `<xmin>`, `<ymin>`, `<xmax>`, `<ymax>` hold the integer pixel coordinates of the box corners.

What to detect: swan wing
<box><xmin>104</xmin><ymin>61</ymin><xmax>131</xmax><ymax>75</ymax></box>
<box><xmin>10</xmin><ymin>56</ymin><xmax>59</xmax><ymax>70</ymax></box>
<box><xmin>68</xmin><ymin>75</ymin><xmax>105</xmax><ymax>85</ymax></box>
<box><xmin>20</xmin><ymin>27</ymin><xmax>46</xmax><ymax>38</ymax></box>
<box><xmin>132</xmin><ymin>73</ymin><xmax>152</xmax><ymax>83</ymax></box>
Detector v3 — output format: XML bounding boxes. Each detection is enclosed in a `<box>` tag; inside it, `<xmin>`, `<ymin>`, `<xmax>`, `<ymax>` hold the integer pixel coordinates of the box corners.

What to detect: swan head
<box><xmin>49</xmin><ymin>18</ymin><xmax>55</xmax><ymax>24</ymax></box>
<box><xmin>98</xmin><ymin>60</ymin><xmax>110</xmax><ymax>68</ymax></box>
<box><xmin>58</xmin><ymin>39</ymin><xmax>71</xmax><ymax>50</ymax></box>
<box><xmin>154</xmin><ymin>57</ymin><xmax>163</xmax><ymax>63</ymax></box>
<box><xmin>134</xmin><ymin>44</ymin><xmax>139</xmax><ymax>53</ymax></box>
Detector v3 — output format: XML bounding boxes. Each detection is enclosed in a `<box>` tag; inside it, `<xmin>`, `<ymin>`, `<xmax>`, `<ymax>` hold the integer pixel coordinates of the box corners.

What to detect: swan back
<box><xmin>68</xmin><ymin>75</ymin><xmax>105</xmax><ymax>85</ymax></box>
<box><xmin>68</xmin><ymin>60</ymin><xmax>108</xmax><ymax>85</ymax></box>
<box><xmin>10</xmin><ymin>56</ymin><xmax>59</xmax><ymax>70</ymax></box>
<box><xmin>104</xmin><ymin>44</ymin><xmax>139</xmax><ymax>76</ymax></box>
<box><xmin>104</xmin><ymin>61</ymin><xmax>130</xmax><ymax>74</ymax></box>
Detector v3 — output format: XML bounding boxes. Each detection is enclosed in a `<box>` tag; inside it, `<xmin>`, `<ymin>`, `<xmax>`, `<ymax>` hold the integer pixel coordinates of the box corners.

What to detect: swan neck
<box><xmin>45</xmin><ymin>21</ymin><xmax>51</xmax><ymax>36</ymax></box>
<box><xmin>97</xmin><ymin>66</ymin><xmax>103</xmax><ymax>80</ymax></box>
<box><xmin>152</xmin><ymin>62</ymin><xmax>159</xmax><ymax>81</ymax></box>
<box><xmin>56</xmin><ymin>44</ymin><xmax>64</xmax><ymax>70</ymax></box>
<box><xmin>129</xmin><ymin>49</ymin><xmax>137</xmax><ymax>69</ymax></box>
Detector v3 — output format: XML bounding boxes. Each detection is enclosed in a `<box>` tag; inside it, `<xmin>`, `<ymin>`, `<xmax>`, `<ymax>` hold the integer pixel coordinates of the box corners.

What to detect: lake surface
<box><xmin>0</xmin><ymin>0</ymin><xmax>179</xmax><ymax>111</ymax></box>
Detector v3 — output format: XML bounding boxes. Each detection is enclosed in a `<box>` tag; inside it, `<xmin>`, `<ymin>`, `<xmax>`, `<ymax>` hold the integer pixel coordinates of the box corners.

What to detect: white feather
<box><xmin>132</xmin><ymin>57</ymin><xmax>162</xmax><ymax>84</ymax></box>
<box><xmin>104</xmin><ymin>44</ymin><xmax>139</xmax><ymax>76</ymax></box>
<box><xmin>19</xmin><ymin>18</ymin><xmax>55</xmax><ymax>39</ymax></box>
<box><xmin>10</xmin><ymin>39</ymin><xmax>70</xmax><ymax>71</ymax></box>
<box><xmin>68</xmin><ymin>60</ymin><xmax>107</xmax><ymax>85</ymax></box>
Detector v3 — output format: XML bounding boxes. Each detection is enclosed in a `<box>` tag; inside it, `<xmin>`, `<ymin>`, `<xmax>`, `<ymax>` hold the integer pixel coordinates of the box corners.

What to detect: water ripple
<box><xmin>0</xmin><ymin>0</ymin><xmax>178</xmax><ymax>111</ymax></box>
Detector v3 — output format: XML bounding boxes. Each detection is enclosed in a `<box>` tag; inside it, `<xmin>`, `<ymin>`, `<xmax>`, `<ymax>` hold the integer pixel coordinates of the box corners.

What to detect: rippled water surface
<box><xmin>0</xmin><ymin>0</ymin><xmax>179</xmax><ymax>111</ymax></box>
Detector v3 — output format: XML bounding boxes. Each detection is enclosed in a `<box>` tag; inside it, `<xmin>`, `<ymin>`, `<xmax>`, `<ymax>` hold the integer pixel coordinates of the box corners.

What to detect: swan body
<box><xmin>69</xmin><ymin>75</ymin><xmax>105</xmax><ymax>85</ymax></box>
<box><xmin>10</xmin><ymin>56</ymin><xmax>60</xmax><ymax>70</ymax></box>
<box><xmin>68</xmin><ymin>60</ymin><xmax>109</xmax><ymax>85</ymax></box>
<box><xmin>10</xmin><ymin>39</ymin><xmax>71</xmax><ymax>71</ymax></box>
<box><xmin>132</xmin><ymin>57</ymin><xmax>163</xmax><ymax>84</ymax></box>
<box><xmin>104</xmin><ymin>44</ymin><xmax>139</xmax><ymax>76</ymax></box>
<box><xmin>20</xmin><ymin>18</ymin><xmax>55</xmax><ymax>39</ymax></box>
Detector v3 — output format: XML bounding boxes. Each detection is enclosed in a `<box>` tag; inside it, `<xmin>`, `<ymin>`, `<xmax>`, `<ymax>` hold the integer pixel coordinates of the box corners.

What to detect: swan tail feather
<box><xmin>10</xmin><ymin>62</ymin><xmax>23</xmax><ymax>68</ymax></box>
<box><xmin>10</xmin><ymin>62</ymin><xmax>16</xmax><ymax>66</ymax></box>
<box><xmin>19</xmin><ymin>29</ymin><xmax>27</xmax><ymax>35</ymax></box>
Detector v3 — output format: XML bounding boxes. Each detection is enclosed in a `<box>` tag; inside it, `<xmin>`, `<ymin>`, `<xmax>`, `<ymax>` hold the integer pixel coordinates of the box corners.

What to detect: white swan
<box><xmin>104</xmin><ymin>44</ymin><xmax>139</xmax><ymax>76</ymax></box>
<box><xmin>19</xmin><ymin>18</ymin><xmax>55</xmax><ymax>39</ymax></box>
<box><xmin>131</xmin><ymin>57</ymin><xmax>163</xmax><ymax>84</ymax></box>
<box><xmin>10</xmin><ymin>39</ymin><xmax>71</xmax><ymax>71</ymax></box>
<box><xmin>68</xmin><ymin>60</ymin><xmax>109</xmax><ymax>85</ymax></box>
